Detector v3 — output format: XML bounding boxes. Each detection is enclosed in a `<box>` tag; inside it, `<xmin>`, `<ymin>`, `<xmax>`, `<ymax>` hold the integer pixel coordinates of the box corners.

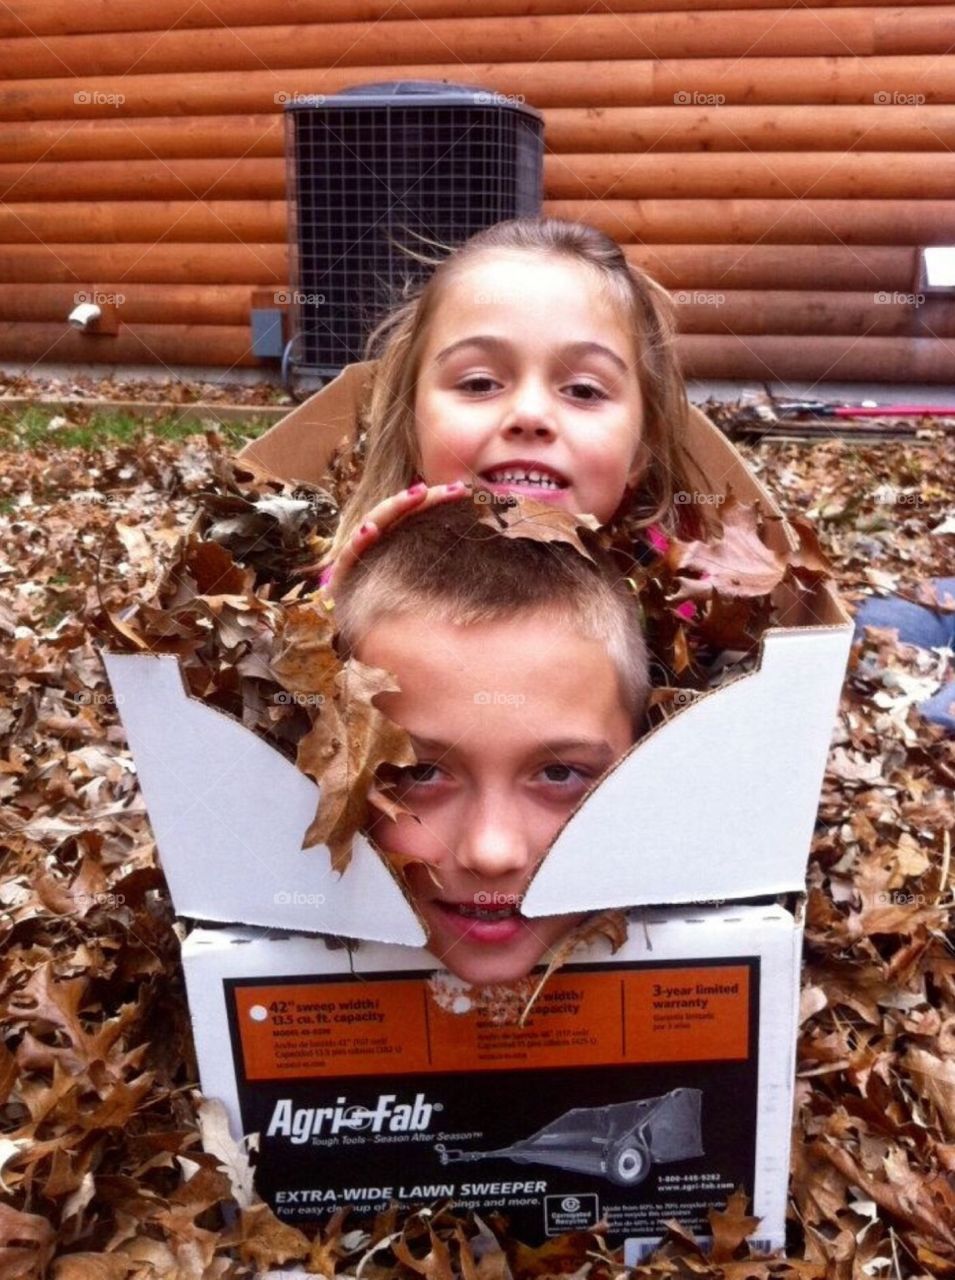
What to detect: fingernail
<box><xmin>446</xmin><ymin>480</ymin><xmax>468</xmax><ymax>491</ymax></box>
<box><xmin>359</xmin><ymin>522</ymin><xmax>370</xmax><ymax>534</ymax></box>
<box><xmin>408</xmin><ymin>482</ymin><xmax>427</xmax><ymax>495</ymax></box>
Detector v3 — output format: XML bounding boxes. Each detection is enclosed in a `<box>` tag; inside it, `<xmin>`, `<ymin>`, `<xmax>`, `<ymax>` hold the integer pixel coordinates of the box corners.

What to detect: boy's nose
<box><xmin>454</xmin><ymin>805</ymin><xmax>535</xmax><ymax>881</ymax></box>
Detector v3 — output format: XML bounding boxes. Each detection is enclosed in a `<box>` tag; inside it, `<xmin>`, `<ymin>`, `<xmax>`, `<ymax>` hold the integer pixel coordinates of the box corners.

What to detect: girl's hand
<box><xmin>321</xmin><ymin>480</ymin><xmax>473</xmax><ymax>598</ymax></box>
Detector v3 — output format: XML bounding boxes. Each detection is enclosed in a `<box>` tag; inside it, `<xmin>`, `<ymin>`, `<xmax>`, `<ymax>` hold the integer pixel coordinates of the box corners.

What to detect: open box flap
<box><xmin>107</xmin><ymin>362</ymin><xmax>852</xmax><ymax>935</ymax></box>
<box><xmin>103</xmin><ymin>652</ymin><xmax>426</xmax><ymax>946</ymax></box>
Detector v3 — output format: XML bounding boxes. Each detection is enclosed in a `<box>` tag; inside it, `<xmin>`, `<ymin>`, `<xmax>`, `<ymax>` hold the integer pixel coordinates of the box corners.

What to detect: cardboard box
<box><xmin>183</xmin><ymin>903</ymin><xmax>800</xmax><ymax>1263</ymax></box>
<box><xmin>103</xmin><ymin>361</ymin><xmax>852</xmax><ymax>1249</ymax></box>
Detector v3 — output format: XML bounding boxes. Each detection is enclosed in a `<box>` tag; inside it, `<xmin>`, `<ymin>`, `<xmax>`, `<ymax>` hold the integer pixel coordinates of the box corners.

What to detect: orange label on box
<box><xmin>233</xmin><ymin>964</ymin><xmax>750</xmax><ymax>1081</ymax></box>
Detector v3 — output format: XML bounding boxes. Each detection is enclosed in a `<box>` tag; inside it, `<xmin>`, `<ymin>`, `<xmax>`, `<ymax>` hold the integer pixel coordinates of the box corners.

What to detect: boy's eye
<box><xmin>380</xmin><ymin>762</ymin><xmax>443</xmax><ymax>789</ymax></box>
<box><xmin>539</xmin><ymin>762</ymin><xmax>591</xmax><ymax>786</ymax></box>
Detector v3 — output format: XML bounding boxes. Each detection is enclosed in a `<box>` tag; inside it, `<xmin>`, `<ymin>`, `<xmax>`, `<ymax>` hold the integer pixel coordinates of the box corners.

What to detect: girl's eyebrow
<box><xmin>434</xmin><ymin>334</ymin><xmax>629</xmax><ymax>375</ymax></box>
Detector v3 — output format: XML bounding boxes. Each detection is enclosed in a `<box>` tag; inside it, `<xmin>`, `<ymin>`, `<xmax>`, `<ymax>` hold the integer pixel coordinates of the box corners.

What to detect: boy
<box><xmin>332</xmin><ymin>496</ymin><xmax>650</xmax><ymax>985</ymax></box>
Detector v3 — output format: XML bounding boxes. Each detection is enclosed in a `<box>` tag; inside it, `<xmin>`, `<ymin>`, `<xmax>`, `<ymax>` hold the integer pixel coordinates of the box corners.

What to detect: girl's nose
<box><xmin>500</xmin><ymin>382</ymin><xmax>557</xmax><ymax>440</ymax></box>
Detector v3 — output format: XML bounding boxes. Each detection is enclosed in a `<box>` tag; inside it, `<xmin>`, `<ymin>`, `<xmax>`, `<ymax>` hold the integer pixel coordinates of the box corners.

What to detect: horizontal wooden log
<box><xmin>546</xmin><ymin>104</ymin><xmax>955</xmax><ymax>153</ymax></box>
<box><xmin>2</xmin><ymin>58</ymin><xmax>952</xmax><ymax>120</ymax></box>
<box><xmin>5</xmin><ymin>0</ymin><xmax>951</xmax><ymax>40</ymax></box>
<box><xmin>0</xmin><ymin>322</ymin><xmax>261</xmax><ymax>367</ymax></box>
<box><xmin>0</xmin><ymin>242</ymin><xmax>286</xmax><ymax>283</ymax></box>
<box><xmin>549</xmin><ymin>152</ymin><xmax>955</xmax><ymax>200</ymax></box>
<box><xmin>623</xmin><ymin>245</ymin><xmax>919</xmax><ymax>290</ymax></box>
<box><xmin>0</xmin><ymin>158</ymin><xmax>286</xmax><ymax>201</ymax></box>
<box><xmin>5</xmin><ymin>198</ymin><xmax>953</xmax><ymax>246</ymax></box>
<box><xmin>678</xmin><ymin>335</ymin><xmax>955</xmax><ymax>382</ymax></box>
<box><xmin>673</xmin><ymin>290</ymin><xmax>955</xmax><ymax>337</ymax></box>
<box><xmin>548</xmin><ymin>199</ymin><xmax>955</xmax><ymax>244</ymax></box>
<box><xmin>0</xmin><ymin>243</ymin><xmax>917</xmax><ymax>293</ymax></box>
<box><xmin>6</xmin><ymin>151</ymin><xmax>955</xmax><ymax>202</ymax></box>
<box><xmin>0</xmin><ymin>201</ymin><xmax>285</xmax><ymax>243</ymax></box>
<box><xmin>6</xmin><ymin>283</ymin><xmax>947</xmax><ymax>339</ymax></box>
<box><xmin>3</xmin><ymin>11</ymin><xmax>952</xmax><ymax>80</ymax></box>
<box><xmin>5</xmin><ymin>106</ymin><xmax>955</xmax><ymax>165</ymax></box>
<box><xmin>0</xmin><ymin>282</ymin><xmax>258</xmax><ymax>325</ymax></box>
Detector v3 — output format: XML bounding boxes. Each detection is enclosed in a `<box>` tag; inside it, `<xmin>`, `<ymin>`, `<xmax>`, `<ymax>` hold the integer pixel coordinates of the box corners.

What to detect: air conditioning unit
<box><xmin>283</xmin><ymin>80</ymin><xmax>544</xmax><ymax>383</ymax></box>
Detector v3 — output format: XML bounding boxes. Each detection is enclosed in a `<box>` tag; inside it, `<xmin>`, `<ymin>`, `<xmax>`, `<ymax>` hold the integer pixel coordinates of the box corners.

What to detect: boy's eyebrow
<box><xmin>411</xmin><ymin>734</ymin><xmax>619</xmax><ymax>762</ymax></box>
<box><xmin>433</xmin><ymin>334</ymin><xmax>629</xmax><ymax>375</ymax></box>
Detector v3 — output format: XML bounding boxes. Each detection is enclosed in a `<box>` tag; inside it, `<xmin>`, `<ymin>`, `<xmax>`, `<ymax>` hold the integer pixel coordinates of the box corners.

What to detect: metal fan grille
<box><xmin>286</xmin><ymin>94</ymin><xmax>543</xmax><ymax>376</ymax></box>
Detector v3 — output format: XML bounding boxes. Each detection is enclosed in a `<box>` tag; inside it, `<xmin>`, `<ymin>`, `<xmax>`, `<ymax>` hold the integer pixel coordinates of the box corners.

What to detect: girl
<box><xmin>319</xmin><ymin>217</ymin><xmax>703</xmax><ymax>593</ymax></box>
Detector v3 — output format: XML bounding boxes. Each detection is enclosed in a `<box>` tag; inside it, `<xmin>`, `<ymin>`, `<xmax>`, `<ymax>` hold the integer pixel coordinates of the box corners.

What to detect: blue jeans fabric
<box><xmin>854</xmin><ymin>578</ymin><xmax>955</xmax><ymax>732</ymax></box>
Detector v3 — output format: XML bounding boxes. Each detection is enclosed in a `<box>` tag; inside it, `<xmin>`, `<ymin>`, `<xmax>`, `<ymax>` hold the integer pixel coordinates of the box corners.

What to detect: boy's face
<box><xmin>414</xmin><ymin>251</ymin><xmax>646</xmax><ymax>525</ymax></box>
<box><xmin>357</xmin><ymin>609</ymin><xmax>635</xmax><ymax>985</ymax></box>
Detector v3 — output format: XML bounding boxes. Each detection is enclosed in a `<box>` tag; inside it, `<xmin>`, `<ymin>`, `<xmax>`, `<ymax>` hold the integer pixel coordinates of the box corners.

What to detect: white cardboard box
<box><xmin>103</xmin><ymin>361</ymin><xmax>852</xmax><ymax>1249</ymax></box>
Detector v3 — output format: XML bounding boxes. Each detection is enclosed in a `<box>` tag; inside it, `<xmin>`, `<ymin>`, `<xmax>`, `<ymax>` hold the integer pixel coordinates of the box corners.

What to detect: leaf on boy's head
<box><xmin>471</xmin><ymin>490</ymin><xmax>599</xmax><ymax>563</ymax></box>
<box><xmin>665</xmin><ymin>495</ymin><xmax>787</xmax><ymax>601</ymax></box>
<box><xmin>268</xmin><ymin>599</ymin><xmax>339</xmax><ymax>694</ymax></box>
<box><xmin>296</xmin><ymin>658</ymin><xmax>416</xmax><ymax>873</ymax></box>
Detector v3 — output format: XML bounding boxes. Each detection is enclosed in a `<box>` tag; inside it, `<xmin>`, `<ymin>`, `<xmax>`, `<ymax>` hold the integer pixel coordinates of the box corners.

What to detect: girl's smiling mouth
<box><xmin>478</xmin><ymin>460</ymin><xmax>570</xmax><ymax>499</ymax></box>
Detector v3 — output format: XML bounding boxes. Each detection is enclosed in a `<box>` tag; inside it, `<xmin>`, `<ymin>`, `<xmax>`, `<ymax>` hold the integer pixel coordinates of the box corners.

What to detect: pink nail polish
<box><xmin>359</xmin><ymin>522</ymin><xmax>370</xmax><ymax>535</ymax></box>
<box><xmin>408</xmin><ymin>482</ymin><xmax>427</xmax><ymax>495</ymax></box>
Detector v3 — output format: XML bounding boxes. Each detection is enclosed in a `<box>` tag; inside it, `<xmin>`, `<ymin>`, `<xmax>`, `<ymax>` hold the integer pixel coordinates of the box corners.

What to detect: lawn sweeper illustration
<box><xmin>435</xmin><ymin>1088</ymin><xmax>703</xmax><ymax>1188</ymax></box>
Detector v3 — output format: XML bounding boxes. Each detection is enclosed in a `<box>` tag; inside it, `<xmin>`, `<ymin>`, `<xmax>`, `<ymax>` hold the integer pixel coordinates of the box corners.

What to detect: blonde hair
<box><xmin>326</xmin><ymin>217</ymin><xmax>693</xmax><ymax>564</ymax></box>
<box><xmin>333</xmin><ymin>499</ymin><xmax>649</xmax><ymax>731</ymax></box>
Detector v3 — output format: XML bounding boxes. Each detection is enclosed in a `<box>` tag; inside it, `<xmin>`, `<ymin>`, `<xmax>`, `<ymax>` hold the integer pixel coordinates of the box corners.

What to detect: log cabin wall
<box><xmin>1</xmin><ymin>0</ymin><xmax>953</xmax><ymax>383</ymax></box>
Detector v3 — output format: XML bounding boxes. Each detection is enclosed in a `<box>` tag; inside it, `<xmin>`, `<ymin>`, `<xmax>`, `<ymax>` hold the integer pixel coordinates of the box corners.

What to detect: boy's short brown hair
<box><xmin>332</xmin><ymin>499</ymin><xmax>650</xmax><ymax>729</ymax></box>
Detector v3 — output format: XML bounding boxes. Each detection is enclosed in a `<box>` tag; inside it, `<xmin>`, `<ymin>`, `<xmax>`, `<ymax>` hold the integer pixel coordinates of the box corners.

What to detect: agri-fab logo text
<box><xmin>266</xmin><ymin>1094</ymin><xmax>436</xmax><ymax>1145</ymax></box>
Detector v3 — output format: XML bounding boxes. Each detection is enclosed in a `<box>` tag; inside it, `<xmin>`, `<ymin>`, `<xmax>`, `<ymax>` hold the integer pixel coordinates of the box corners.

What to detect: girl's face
<box><xmin>414</xmin><ymin>251</ymin><xmax>646</xmax><ymax>524</ymax></box>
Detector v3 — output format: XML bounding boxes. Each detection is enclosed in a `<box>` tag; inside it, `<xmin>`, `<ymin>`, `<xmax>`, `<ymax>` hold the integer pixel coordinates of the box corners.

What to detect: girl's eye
<box><xmin>565</xmin><ymin>381</ymin><xmax>608</xmax><ymax>402</ymax></box>
<box><xmin>457</xmin><ymin>375</ymin><xmax>499</xmax><ymax>394</ymax></box>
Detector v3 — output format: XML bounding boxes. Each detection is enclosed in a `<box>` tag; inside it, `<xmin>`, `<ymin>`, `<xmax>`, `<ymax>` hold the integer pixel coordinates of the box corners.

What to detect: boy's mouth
<box><xmin>441</xmin><ymin>898</ymin><xmax>522</xmax><ymax>922</ymax></box>
<box><xmin>433</xmin><ymin>897</ymin><xmax>527</xmax><ymax>944</ymax></box>
<box><xmin>479</xmin><ymin>461</ymin><xmax>569</xmax><ymax>494</ymax></box>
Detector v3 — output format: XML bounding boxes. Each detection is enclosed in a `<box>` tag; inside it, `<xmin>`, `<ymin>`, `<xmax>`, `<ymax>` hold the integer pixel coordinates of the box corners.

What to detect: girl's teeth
<box><xmin>487</xmin><ymin>470</ymin><xmax>561</xmax><ymax>489</ymax></box>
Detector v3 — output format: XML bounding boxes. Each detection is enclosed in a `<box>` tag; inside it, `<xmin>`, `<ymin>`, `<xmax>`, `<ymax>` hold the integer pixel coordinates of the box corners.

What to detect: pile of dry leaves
<box><xmin>0</xmin><ymin>409</ymin><xmax>952</xmax><ymax>1278</ymax></box>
